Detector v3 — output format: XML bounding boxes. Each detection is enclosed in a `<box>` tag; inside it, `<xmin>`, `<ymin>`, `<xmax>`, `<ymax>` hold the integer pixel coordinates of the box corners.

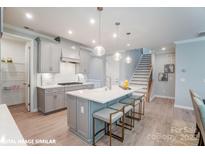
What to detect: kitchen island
<box><xmin>66</xmin><ymin>85</ymin><xmax>143</xmax><ymax>144</ymax></box>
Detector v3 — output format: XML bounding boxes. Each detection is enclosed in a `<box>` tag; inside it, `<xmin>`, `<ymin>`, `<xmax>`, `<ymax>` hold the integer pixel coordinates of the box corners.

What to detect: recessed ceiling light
<box><xmin>92</xmin><ymin>40</ymin><xmax>96</xmax><ymax>44</ymax></box>
<box><xmin>68</xmin><ymin>30</ymin><xmax>73</xmax><ymax>35</ymax></box>
<box><xmin>90</xmin><ymin>18</ymin><xmax>95</xmax><ymax>24</ymax></box>
<box><xmin>161</xmin><ymin>47</ymin><xmax>166</xmax><ymax>51</ymax></box>
<box><xmin>127</xmin><ymin>43</ymin><xmax>130</xmax><ymax>47</ymax></box>
<box><xmin>71</xmin><ymin>46</ymin><xmax>76</xmax><ymax>50</ymax></box>
<box><xmin>25</xmin><ymin>13</ymin><xmax>33</xmax><ymax>19</ymax></box>
<box><xmin>113</xmin><ymin>33</ymin><xmax>117</xmax><ymax>38</ymax></box>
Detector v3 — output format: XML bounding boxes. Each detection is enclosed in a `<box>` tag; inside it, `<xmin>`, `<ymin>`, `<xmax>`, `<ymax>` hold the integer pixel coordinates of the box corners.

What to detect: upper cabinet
<box><xmin>0</xmin><ymin>8</ymin><xmax>3</xmax><ymax>38</ymax></box>
<box><xmin>78</xmin><ymin>49</ymin><xmax>91</xmax><ymax>74</ymax></box>
<box><xmin>36</xmin><ymin>38</ymin><xmax>61</xmax><ymax>73</ymax></box>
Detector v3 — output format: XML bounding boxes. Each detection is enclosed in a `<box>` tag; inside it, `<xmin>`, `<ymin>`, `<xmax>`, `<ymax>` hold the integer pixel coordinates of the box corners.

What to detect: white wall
<box><xmin>106</xmin><ymin>49</ymin><xmax>142</xmax><ymax>85</ymax></box>
<box><xmin>106</xmin><ymin>55</ymin><xmax>120</xmax><ymax>85</ymax></box>
<box><xmin>1</xmin><ymin>37</ymin><xmax>27</xmax><ymax>106</ymax></box>
<box><xmin>88</xmin><ymin>56</ymin><xmax>106</xmax><ymax>87</ymax></box>
<box><xmin>151</xmin><ymin>51</ymin><xmax>176</xmax><ymax>99</ymax></box>
<box><xmin>175</xmin><ymin>38</ymin><xmax>205</xmax><ymax>109</ymax></box>
<box><xmin>1</xmin><ymin>37</ymin><xmax>25</xmax><ymax>62</ymax></box>
<box><xmin>38</xmin><ymin>62</ymin><xmax>76</xmax><ymax>86</ymax></box>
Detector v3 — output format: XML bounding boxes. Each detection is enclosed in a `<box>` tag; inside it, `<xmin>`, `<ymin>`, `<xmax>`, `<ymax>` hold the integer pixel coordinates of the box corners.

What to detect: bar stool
<box><xmin>119</xmin><ymin>95</ymin><xmax>143</xmax><ymax>122</ymax></box>
<box><xmin>93</xmin><ymin>107</ymin><xmax>125</xmax><ymax>146</ymax></box>
<box><xmin>130</xmin><ymin>92</ymin><xmax>145</xmax><ymax>117</ymax></box>
<box><xmin>109</xmin><ymin>103</ymin><xmax>134</xmax><ymax>130</ymax></box>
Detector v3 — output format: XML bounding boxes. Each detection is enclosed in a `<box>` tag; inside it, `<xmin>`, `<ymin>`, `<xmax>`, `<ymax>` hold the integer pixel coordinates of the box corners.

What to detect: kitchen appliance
<box><xmin>58</xmin><ymin>82</ymin><xmax>83</xmax><ymax>86</ymax></box>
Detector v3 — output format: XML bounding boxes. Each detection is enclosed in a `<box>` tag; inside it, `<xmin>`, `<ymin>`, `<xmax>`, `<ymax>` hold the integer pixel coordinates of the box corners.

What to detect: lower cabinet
<box><xmin>67</xmin><ymin>95</ymin><xmax>77</xmax><ymax>130</ymax></box>
<box><xmin>77</xmin><ymin>98</ymin><xmax>89</xmax><ymax>138</ymax></box>
<box><xmin>67</xmin><ymin>96</ymin><xmax>89</xmax><ymax>139</ymax></box>
<box><xmin>37</xmin><ymin>87</ymin><xmax>65</xmax><ymax>114</ymax></box>
<box><xmin>45</xmin><ymin>92</ymin><xmax>65</xmax><ymax>113</ymax></box>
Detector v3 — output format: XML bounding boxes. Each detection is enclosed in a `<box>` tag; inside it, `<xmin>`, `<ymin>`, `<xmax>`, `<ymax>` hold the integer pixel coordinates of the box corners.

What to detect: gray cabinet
<box><xmin>37</xmin><ymin>84</ymin><xmax>94</xmax><ymax>114</ymax></box>
<box><xmin>37</xmin><ymin>38</ymin><xmax>61</xmax><ymax>73</ymax></box>
<box><xmin>77</xmin><ymin>98</ymin><xmax>89</xmax><ymax>138</ymax></box>
<box><xmin>77</xmin><ymin>49</ymin><xmax>91</xmax><ymax>74</ymax></box>
<box><xmin>67</xmin><ymin>95</ymin><xmax>77</xmax><ymax>130</ymax></box>
<box><xmin>37</xmin><ymin>87</ymin><xmax>65</xmax><ymax>114</ymax></box>
<box><xmin>67</xmin><ymin>96</ymin><xmax>89</xmax><ymax>139</ymax></box>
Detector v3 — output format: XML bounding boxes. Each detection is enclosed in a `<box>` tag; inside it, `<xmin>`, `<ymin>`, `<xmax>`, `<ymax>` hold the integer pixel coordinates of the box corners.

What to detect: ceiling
<box><xmin>4</xmin><ymin>7</ymin><xmax>205</xmax><ymax>53</ymax></box>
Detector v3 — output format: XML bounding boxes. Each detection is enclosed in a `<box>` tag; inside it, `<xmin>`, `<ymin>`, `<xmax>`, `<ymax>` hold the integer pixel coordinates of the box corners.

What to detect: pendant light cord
<box><xmin>99</xmin><ymin>10</ymin><xmax>102</xmax><ymax>45</ymax></box>
<box><xmin>117</xmin><ymin>24</ymin><xmax>119</xmax><ymax>50</ymax></box>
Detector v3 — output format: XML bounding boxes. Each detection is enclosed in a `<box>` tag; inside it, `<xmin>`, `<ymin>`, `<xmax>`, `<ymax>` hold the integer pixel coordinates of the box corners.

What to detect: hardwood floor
<box><xmin>8</xmin><ymin>98</ymin><xmax>198</xmax><ymax>146</ymax></box>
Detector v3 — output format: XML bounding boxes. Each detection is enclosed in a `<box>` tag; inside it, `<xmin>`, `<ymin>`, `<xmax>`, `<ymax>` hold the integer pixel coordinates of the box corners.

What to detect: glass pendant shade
<box><xmin>93</xmin><ymin>45</ymin><xmax>105</xmax><ymax>56</ymax></box>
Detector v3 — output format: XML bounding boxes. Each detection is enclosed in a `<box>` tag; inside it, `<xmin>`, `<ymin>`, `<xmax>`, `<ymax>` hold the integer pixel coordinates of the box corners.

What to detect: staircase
<box><xmin>130</xmin><ymin>54</ymin><xmax>152</xmax><ymax>102</ymax></box>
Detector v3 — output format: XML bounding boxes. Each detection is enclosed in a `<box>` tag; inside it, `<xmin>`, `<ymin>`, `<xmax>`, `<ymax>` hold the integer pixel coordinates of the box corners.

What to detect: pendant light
<box><xmin>125</xmin><ymin>32</ymin><xmax>132</xmax><ymax>64</ymax></box>
<box><xmin>126</xmin><ymin>32</ymin><xmax>131</xmax><ymax>47</ymax></box>
<box><xmin>113</xmin><ymin>22</ymin><xmax>122</xmax><ymax>61</ymax></box>
<box><xmin>93</xmin><ymin>7</ymin><xmax>105</xmax><ymax>56</ymax></box>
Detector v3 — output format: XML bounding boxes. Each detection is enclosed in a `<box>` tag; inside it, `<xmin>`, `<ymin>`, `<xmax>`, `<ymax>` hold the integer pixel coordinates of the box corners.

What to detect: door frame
<box><xmin>1</xmin><ymin>32</ymin><xmax>36</xmax><ymax>112</ymax></box>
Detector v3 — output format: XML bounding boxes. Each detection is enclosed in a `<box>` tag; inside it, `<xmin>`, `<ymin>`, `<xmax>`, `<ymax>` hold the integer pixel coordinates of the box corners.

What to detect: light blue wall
<box><xmin>175</xmin><ymin>38</ymin><xmax>205</xmax><ymax>109</ymax></box>
<box><xmin>151</xmin><ymin>52</ymin><xmax>175</xmax><ymax>99</ymax></box>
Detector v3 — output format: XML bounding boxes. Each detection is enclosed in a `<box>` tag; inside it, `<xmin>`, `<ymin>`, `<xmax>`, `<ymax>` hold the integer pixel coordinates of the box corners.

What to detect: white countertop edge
<box><xmin>0</xmin><ymin>104</ymin><xmax>26</xmax><ymax>146</ymax></box>
<box><xmin>37</xmin><ymin>82</ymin><xmax>94</xmax><ymax>89</ymax></box>
<box><xmin>66</xmin><ymin>86</ymin><xmax>142</xmax><ymax>104</ymax></box>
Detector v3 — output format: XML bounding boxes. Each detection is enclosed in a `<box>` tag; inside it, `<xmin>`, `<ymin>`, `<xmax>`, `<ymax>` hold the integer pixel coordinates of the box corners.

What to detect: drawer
<box><xmin>45</xmin><ymin>92</ymin><xmax>65</xmax><ymax>113</ymax></box>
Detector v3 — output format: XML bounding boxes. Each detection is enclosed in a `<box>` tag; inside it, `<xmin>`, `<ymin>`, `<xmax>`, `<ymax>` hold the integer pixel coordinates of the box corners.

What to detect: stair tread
<box><xmin>131</xmin><ymin>79</ymin><xmax>148</xmax><ymax>82</ymax></box>
<box><xmin>132</xmin><ymin>76</ymin><xmax>149</xmax><ymax>78</ymax></box>
<box><xmin>130</xmin><ymin>82</ymin><xmax>148</xmax><ymax>85</ymax></box>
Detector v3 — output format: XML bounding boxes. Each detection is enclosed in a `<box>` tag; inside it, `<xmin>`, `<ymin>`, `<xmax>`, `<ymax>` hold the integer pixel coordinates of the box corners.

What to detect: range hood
<box><xmin>60</xmin><ymin>47</ymin><xmax>80</xmax><ymax>63</ymax></box>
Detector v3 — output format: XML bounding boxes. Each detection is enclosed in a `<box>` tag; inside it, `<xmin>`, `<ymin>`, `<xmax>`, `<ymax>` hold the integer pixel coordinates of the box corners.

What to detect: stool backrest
<box><xmin>189</xmin><ymin>89</ymin><xmax>205</xmax><ymax>141</ymax></box>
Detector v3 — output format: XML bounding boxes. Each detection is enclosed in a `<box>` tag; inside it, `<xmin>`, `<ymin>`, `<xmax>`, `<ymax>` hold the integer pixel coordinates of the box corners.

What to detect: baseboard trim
<box><xmin>174</xmin><ymin>104</ymin><xmax>193</xmax><ymax>110</ymax></box>
<box><xmin>30</xmin><ymin>108</ymin><xmax>38</xmax><ymax>112</ymax></box>
<box><xmin>150</xmin><ymin>95</ymin><xmax>175</xmax><ymax>101</ymax></box>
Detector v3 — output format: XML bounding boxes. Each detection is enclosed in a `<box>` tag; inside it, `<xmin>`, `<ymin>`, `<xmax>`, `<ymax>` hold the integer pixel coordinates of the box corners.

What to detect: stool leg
<box><xmin>198</xmin><ymin>133</ymin><xmax>201</xmax><ymax>146</ymax></box>
<box><xmin>142</xmin><ymin>97</ymin><xmax>145</xmax><ymax>115</ymax></box>
<box><xmin>194</xmin><ymin>123</ymin><xmax>199</xmax><ymax>137</ymax></box>
<box><xmin>109</xmin><ymin>115</ymin><xmax>112</xmax><ymax>146</ymax></box>
<box><xmin>139</xmin><ymin>100</ymin><xmax>142</xmax><ymax>120</ymax></box>
<box><xmin>93</xmin><ymin>117</ymin><xmax>95</xmax><ymax>146</ymax></box>
<box><xmin>122</xmin><ymin>112</ymin><xmax>125</xmax><ymax>141</ymax></box>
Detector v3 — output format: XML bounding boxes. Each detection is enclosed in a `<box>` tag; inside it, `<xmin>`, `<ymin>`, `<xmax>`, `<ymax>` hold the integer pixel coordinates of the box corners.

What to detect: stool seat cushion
<box><xmin>119</xmin><ymin>97</ymin><xmax>135</xmax><ymax>104</ymax></box>
<box><xmin>131</xmin><ymin>93</ymin><xmax>144</xmax><ymax>99</ymax></box>
<box><xmin>110</xmin><ymin>103</ymin><xmax>133</xmax><ymax>113</ymax></box>
<box><xmin>93</xmin><ymin>108</ymin><xmax>123</xmax><ymax>123</ymax></box>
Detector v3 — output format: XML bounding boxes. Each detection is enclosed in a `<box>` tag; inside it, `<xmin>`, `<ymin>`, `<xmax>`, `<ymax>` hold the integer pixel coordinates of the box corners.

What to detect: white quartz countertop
<box><xmin>0</xmin><ymin>104</ymin><xmax>26</xmax><ymax>146</ymax></box>
<box><xmin>66</xmin><ymin>85</ymin><xmax>144</xmax><ymax>104</ymax></box>
<box><xmin>37</xmin><ymin>82</ymin><xmax>94</xmax><ymax>89</ymax></box>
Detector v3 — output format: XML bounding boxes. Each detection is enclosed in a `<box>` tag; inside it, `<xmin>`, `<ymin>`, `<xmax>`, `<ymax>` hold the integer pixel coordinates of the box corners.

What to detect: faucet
<box><xmin>106</xmin><ymin>76</ymin><xmax>112</xmax><ymax>90</ymax></box>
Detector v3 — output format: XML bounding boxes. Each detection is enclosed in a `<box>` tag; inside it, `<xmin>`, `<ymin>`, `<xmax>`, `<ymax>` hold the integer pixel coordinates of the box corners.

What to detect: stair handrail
<box><xmin>146</xmin><ymin>64</ymin><xmax>153</xmax><ymax>102</ymax></box>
